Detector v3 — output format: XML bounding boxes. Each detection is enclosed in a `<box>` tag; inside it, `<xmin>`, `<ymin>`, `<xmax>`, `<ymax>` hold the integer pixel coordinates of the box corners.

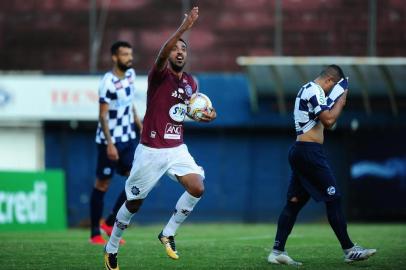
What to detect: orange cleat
<box><xmin>100</xmin><ymin>222</ymin><xmax>126</xmax><ymax>245</ymax></box>
<box><xmin>90</xmin><ymin>235</ymin><xmax>107</xmax><ymax>245</ymax></box>
<box><xmin>101</xmin><ymin>222</ymin><xmax>113</xmax><ymax>236</ymax></box>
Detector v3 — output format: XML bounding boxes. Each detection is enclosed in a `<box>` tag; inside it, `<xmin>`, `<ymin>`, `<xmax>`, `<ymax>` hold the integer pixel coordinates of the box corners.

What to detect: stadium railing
<box><xmin>236</xmin><ymin>56</ymin><xmax>406</xmax><ymax>116</ymax></box>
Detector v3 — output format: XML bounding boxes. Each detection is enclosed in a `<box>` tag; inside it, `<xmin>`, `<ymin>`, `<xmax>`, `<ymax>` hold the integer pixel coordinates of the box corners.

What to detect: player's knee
<box><xmin>188</xmin><ymin>184</ymin><xmax>204</xmax><ymax>198</ymax></box>
<box><xmin>289</xmin><ymin>197</ymin><xmax>299</xmax><ymax>203</ymax></box>
<box><xmin>125</xmin><ymin>199</ymin><xmax>143</xmax><ymax>213</ymax></box>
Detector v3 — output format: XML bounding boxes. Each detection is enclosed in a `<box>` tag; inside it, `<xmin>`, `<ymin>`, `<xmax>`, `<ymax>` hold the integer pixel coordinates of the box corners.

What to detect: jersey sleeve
<box><xmin>308</xmin><ymin>85</ymin><xmax>328</xmax><ymax>116</ymax></box>
<box><xmin>98</xmin><ymin>75</ymin><xmax>113</xmax><ymax>104</ymax></box>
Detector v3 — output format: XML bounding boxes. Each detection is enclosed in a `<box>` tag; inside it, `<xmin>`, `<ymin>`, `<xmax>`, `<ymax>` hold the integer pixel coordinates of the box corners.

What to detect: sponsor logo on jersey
<box><xmin>164</xmin><ymin>123</ymin><xmax>182</xmax><ymax>139</ymax></box>
<box><xmin>318</xmin><ymin>88</ymin><xmax>326</xmax><ymax>105</ymax></box>
<box><xmin>169</xmin><ymin>103</ymin><xmax>187</xmax><ymax>122</ymax></box>
<box><xmin>327</xmin><ymin>186</ymin><xmax>336</xmax><ymax>195</ymax></box>
<box><xmin>113</xmin><ymin>80</ymin><xmax>123</xmax><ymax>89</ymax></box>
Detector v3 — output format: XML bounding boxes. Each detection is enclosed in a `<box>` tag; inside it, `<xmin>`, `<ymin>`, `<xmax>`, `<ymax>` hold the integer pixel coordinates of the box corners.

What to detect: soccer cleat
<box><xmin>101</xmin><ymin>222</ymin><xmax>114</xmax><ymax>236</ymax></box>
<box><xmin>100</xmin><ymin>222</ymin><xmax>126</xmax><ymax>245</ymax></box>
<box><xmin>104</xmin><ymin>249</ymin><xmax>119</xmax><ymax>270</ymax></box>
<box><xmin>90</xmin><ymin>235</ymin><xmax>107</xmax><ymax>245</ymax></box>
<box><xmin>344</xmin><ymin>244</ymin><xmax>377</xmax><ymax>263</ymax></box>
<box><xmin>268</xmin><ymin>250</ymin><xmax>303</xmax><ymax>266</ymax></box>
<box><xmin>158</xmin><ymin>231</ymin><xmax>179</xmax><ymax>260</ymax></box>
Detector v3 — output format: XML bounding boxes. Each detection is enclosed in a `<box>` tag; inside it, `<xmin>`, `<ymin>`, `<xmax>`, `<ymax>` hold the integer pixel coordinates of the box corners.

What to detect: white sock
<box><xmin>162</xmin><ymin>192</ymin><xmax>201</xmax><ymax>236</ymax></box>
<box><xmin>105</xmin><ymin>203</ymin><xmax>133</xmax><ymax>254</ymax></box>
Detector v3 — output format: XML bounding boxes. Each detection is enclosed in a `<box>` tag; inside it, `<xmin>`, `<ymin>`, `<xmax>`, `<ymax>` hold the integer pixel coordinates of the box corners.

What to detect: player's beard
<box><xmin>169</xmin><ymin>59</ymin><xmax>185</xmax><ymax>73</ymax></box>
<box><xmin>117</xmin><ymin>61</ymin><xmax>132</xmax><ymax>72</ymax></box>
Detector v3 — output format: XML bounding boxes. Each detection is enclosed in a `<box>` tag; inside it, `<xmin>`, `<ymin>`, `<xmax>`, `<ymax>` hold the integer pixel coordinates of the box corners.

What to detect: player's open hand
<box><xmin>199</xmin><ymin>107</ymin><xmax>217</xmax><ymax>122</ymax></box>
<box><xmin>181</xmin><ymin>6</ymin><xmax>199</xmax><ymax>31</ymax></box>
<box><xmin>107</xmin><ymin>143</ymin><xmax>119</xmax><ymax>161</ymax></box>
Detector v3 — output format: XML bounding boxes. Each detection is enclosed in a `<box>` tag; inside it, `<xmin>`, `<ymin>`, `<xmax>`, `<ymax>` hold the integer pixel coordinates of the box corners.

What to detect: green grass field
<box><xmin>1</xmin><ymin>223</ymin><xmax>405</xmax><ymax>269</ymax></box>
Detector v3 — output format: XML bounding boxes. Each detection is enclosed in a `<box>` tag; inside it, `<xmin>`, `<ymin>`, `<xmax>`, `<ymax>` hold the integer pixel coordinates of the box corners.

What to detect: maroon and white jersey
<box><xmin>141</xmin><ymin>64</ymin><xmax>197</xmax><ymax>148</ymax></box>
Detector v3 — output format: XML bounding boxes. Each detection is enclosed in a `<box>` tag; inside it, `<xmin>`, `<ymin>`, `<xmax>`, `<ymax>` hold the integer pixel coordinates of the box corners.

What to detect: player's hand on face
<box><xmin>107</xmin><ymin>143</ymin><xmax>119</xmax><ymax>161</ymax></box>
<box><xmin>181</xmin><ymin>6</ymin><xmax>199</xmax><ymax>31</ymax></box>
<box><xmin>199</xmin><ymin>107</ymin><xmax>217</xmax><ymax>122</ymax></box>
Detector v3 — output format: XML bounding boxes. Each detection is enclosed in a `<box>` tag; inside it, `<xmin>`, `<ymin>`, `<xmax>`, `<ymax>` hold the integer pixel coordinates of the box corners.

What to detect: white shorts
<box><xmin>125</xmin><ymin>144</ymin><xmax>205</xmax><ymax>200</ymax></box>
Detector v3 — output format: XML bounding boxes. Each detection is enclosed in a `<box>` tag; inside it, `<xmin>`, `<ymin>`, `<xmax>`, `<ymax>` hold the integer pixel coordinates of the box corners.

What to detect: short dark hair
<box><xmin>178</xmin><ymin>38</ymin><xmax>188</xmax><ymax>48</ymax></box>
<box><xmin>110</xmin><ymin>41</ymin><xmax>132</xmax><ymax>55</ymax></box>
<box><xmin>319</xmin><ymin>64</ymin><xmax>345</xmax><ymax>82</ymax></box>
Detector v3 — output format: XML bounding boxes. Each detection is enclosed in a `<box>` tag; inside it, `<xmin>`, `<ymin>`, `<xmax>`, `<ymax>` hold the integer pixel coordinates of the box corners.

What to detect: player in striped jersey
<box><xmin>268</xmin><ymin>65</ymin><xmax>376</xmax><ymax>265</ymax></box>
<box><xmin>90</xmin><ymin>41</ymin><xmax>143</xmax><ymax>245</ymax></box>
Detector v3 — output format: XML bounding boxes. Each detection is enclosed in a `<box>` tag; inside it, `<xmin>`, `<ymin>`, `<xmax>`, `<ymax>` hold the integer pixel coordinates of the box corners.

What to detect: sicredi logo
<box><xmin>169</xmin><ymin>103</ymin><xmax>187</xmax><ymax>122</ymax></box>
<box><xmin>0</xmin><ymin>181</ymin><xmax>47</xmax><ymax>224</ymax></box>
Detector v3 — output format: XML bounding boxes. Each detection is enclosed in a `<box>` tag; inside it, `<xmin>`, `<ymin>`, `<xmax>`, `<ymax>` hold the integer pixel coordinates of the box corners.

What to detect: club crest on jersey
<box><xmin>327</xmin><ymin>186</ymin><xmax>336</xmax><ymax>195</ymax></box>
<box><xmin>164</xmin><ymin>123</ymin><xmax>182</xmax><ymax>140</ymax></box>
<box><xmin>169</xmin><ymin>103</ymin><xmax>187</xmax><ymax>122</ymax></box>
<box><xmin>185</xmin><ymin>84</ymin><xmax>193</xmax><ymax>97</ymax></box>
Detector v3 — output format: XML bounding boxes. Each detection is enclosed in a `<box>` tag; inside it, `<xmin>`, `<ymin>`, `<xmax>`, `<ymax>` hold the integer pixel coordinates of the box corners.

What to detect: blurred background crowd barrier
<box><xmin>0</xmin><ymin>0</ymin><xmax>405</xmax><ymax>230</ymax></box>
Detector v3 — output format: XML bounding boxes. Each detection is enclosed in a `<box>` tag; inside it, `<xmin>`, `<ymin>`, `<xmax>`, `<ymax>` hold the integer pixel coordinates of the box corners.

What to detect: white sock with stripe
<box><xmin>105</xmin><ymin>203</ymin><xmax>133</xmax><ymax>254</ymax></box>
<box><xmin>162</xmin><ymin>192</ymin><xmax>201</xmax><ymax>236</ymax></box>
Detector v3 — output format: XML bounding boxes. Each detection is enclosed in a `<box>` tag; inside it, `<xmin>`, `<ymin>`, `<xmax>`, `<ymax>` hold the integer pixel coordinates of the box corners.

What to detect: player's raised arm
<box><xmin>155</xmin><ymin>6</ymin><xmax>199</xmax><ymax>71</ymax></box>
<box><xmin>318</xmin><ymin>89</ymin><xmax>348</xmax><ymax>128</ymax></box>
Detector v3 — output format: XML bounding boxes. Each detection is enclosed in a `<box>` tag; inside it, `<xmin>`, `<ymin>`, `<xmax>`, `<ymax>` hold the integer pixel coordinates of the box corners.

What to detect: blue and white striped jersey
<box><xmin>294</xmin><ymin>81</ymin><xmax>329</xmax><ymax>135</ymax></box>
<box><xmin>95</xmin><ymin>68</ymin><xmax>137</xmax><ymax>144</ymax></box>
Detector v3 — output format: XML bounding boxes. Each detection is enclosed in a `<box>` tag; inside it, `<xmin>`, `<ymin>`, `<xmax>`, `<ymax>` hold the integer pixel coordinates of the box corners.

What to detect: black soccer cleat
<box><xmin>158</xmin><ymin>231</ymin><xmax>179</xmax><ymax>259</ymax></box>
<box><xmin>104</xmin><ymin>248</ymin><xmax>119</xmax><ymax>270</ymax></box>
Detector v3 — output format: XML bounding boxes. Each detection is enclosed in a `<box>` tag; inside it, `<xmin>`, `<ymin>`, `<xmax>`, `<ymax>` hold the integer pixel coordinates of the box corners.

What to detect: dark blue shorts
<box><xmin>287</xmin><ymin>141</ymin><xmax>341</xmax><ymax>202</ymax></box>
<box><xmin>96</xmin><ymin>140</ymin><xmax>137</xmax><ymax>180</ymax></box>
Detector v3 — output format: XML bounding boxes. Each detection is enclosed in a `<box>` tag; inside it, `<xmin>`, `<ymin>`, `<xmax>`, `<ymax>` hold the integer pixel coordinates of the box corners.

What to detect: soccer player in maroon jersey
<box><xmin>104</xmin><ymin>7</ymin><xmax>216</xmax><ymax>269</ymax></box>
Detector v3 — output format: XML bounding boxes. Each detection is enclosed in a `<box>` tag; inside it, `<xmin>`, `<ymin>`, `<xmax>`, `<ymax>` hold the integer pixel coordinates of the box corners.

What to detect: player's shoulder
<box><xmin>183</xmin><ymin>71</ymin><xmax>196</xmax><ymax>85</ymax></box>
<box><xmin>303</xmin><ymin>81</ymin><xmax>322</xmax><ymax>96</ymax></box>
<box><xmin>100</xmin><ymin>71</ymin><xmax>116</xmax><ymax>86</ymax></box>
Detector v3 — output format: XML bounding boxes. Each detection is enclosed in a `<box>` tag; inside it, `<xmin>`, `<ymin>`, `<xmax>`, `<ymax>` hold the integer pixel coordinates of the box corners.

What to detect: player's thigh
<box><xmin>96</xmin><ymin>143</ymin><xmax>117</xmax><ymax>180</ymax></box>
<box><xmin>116</xmin><ymin>140</ymin><xmax>137</xmax><ymax>176</ymax></box>
<box><xmin>166</xmin><ymin>145</ymin><xmax>205</xmax><ymax>181</ymax></box>
<box><xmin>125</xmin><ymin>144</ymin><xmax>168</xmax><ymax>200</ymax></box>
<box><xmin>295</xmin><ymin>156</ymin><xmax>340</xmax><ymax>201</ymax></box>
<box><xmin>287</xmin><ymin>172</ymin><xmax>310</xmax><ymax>202</ymax></box>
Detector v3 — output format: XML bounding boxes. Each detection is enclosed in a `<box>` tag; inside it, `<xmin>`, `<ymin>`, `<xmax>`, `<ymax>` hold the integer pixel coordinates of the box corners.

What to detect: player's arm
<box><xmin>155</xmin><ymin>6</ymin><xmax>199</xmax><ymax>71</ymax></box>
<box><xmin>132</xmin><ymin>105</ymin><xmax>143</xmax><ymax>134</ymax></box>
<box><xmin>318</xmin><ymin>90</ymin><xmax>348</xmax><ymax>129</ymax></box>
<box><xmin>99</xmin><ymin>103</ymin><xmax>119</xmax><ymax>160</ymax></box>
